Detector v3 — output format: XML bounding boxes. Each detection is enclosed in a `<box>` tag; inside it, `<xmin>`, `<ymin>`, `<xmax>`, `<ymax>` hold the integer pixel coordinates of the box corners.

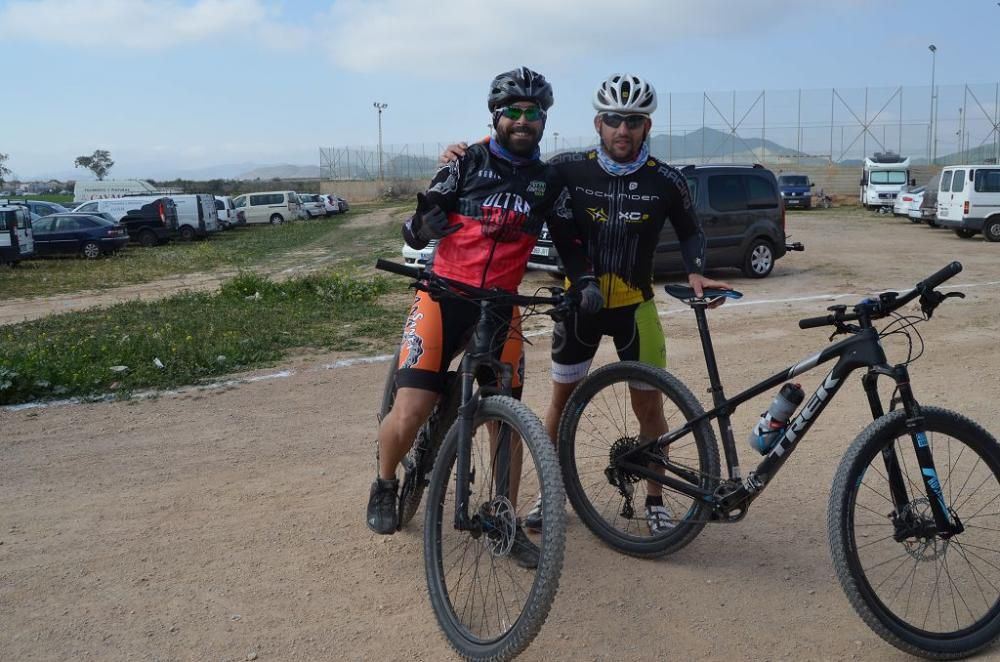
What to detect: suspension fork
<box><xmin>452</xmin><ymin>354</ymin><xmax>480</xmax><ymax>531</ymax></box>
<box><xmin>862</xmin><ymin>369</ymin><xmax>910</xmax><ymax>513</ymax></box>
<box><xmin>868</xmin><ymin>365</ymin><xmax>963</xmax><ymax>536</ymax></box>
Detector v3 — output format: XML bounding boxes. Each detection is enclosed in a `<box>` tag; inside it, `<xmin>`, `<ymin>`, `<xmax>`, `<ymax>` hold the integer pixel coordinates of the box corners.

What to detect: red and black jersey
<box><xmin>404</xmin><ymin>142</ymin><xmax>589</xmax><ymax>292</ymax></box>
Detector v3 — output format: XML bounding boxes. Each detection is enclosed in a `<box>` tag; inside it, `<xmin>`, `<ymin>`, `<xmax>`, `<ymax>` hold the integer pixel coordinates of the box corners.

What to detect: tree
<box><xmin>74</xmin><ymin>149</ymin><xmax>115</xmax><ymax>180</ymax></box>
<box><xmin>0</xmin><ymin>153</ymin><xmax>11</xmax><ymax>188</ymax></box>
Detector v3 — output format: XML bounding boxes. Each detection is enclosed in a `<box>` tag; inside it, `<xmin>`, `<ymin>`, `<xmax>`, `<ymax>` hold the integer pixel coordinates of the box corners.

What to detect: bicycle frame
<box><xmin>617</xmin><ymin>302</ymin><xmax>963</xmax><ymax>534</ymax></box>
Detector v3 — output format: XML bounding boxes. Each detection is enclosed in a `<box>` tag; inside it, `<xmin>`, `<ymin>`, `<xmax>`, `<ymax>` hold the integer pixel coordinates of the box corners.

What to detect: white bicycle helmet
<box><xmin>593</xmin><ymin>73</ymin><xmax>657</xmax><ymax>114</ymax></box>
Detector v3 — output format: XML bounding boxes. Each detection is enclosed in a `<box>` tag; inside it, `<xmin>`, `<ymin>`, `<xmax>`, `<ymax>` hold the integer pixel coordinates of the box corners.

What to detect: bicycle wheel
<box><xmin>558</xmin><ymin>361</ymin><xmax>720</xmax><ymax>558</ymax></box>
<box><xmin>829</xmin><ymin>407</ymin><xmax>1000</xmax><ymax>659</ymax></box>
<box><xmin>424</xmin><ymin>395</ymin><xmax>565</xmax><ymax>661</ymax></box>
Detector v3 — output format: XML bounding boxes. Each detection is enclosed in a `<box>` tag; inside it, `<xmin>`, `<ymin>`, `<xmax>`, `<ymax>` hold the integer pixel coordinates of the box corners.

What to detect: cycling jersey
<box><xmin>549</xmin><ymin>150</ymin><xmax>705</xmax><ymax>308</ymax></box>
<box><xmin>404</xmin><ymin>141</ymin><xmax>589</xmax><ymax>292</ymax></box>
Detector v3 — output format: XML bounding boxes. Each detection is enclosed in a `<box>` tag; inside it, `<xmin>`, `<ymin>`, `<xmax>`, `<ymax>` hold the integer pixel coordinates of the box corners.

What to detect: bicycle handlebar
<box><xmin>374</xmin><ymin>258</ymin><xmax>571</xmax><ymax>311</ymax></box>
<box><xmin>797</xmin><ymin>262</ymin><xmax>963</xmax><ymax>330</ymax></box>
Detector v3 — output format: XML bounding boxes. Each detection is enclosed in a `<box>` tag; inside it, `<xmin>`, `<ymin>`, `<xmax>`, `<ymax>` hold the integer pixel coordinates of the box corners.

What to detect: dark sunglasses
<box><xmin>499</xmin><ymin>106</ymin><xmax>545</xmax><ymax>122</ymax></box>
<box><xmin>601</xmin><ymin>113</ymin><xmax>648</xmax><ymax>129</ymax></box>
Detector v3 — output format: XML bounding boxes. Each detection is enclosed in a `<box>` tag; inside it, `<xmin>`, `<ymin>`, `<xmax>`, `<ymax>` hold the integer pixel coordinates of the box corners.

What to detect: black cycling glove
<box><xmin>573</xmin><ymin>276</ymin><xmax>604</xmax><ymax>315</ymax></box>
<box><xmin>410</xmin><ymin>192</ymin><xmax>462</xmax><ymax>243</ymax></box>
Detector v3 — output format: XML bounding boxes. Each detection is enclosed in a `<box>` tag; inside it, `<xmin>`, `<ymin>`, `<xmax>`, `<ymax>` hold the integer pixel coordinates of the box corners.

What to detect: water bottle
<box><xmin>748</xmin><ymin>383</ymin><xmax>805</xmax><ymax>454</ymax></box>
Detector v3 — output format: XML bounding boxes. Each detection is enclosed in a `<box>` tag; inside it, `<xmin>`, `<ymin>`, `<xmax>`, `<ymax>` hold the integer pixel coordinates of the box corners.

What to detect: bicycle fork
<box><xmin>862</xmin><ymin>366</ymin><xmax>964</xmax><ymax>539</ymax></box>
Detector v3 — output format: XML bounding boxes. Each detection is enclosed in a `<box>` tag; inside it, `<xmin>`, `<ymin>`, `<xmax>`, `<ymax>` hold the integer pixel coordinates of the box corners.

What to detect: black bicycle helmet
<box><xmin>487</xmin><ymin>67</ymin><xmax>554</xmax><ymax>111</ymax></box>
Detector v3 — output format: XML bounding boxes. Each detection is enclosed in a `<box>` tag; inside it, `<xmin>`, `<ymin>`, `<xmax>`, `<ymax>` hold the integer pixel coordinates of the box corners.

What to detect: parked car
<box><xmin>917</xmin><ymin>173</ymin><xmax>940</xmax><ymax>226</ymax></box>
<box><xmin>72</xmin><ymin>197</ymin><xmax>179</xmax><ymax>246</ymax></box>
<box><xmin>893</xmin><ymin>185</ymin><xmax>926</xmax><ymax>218</ymax></box>
<box><xmin>402</xmin><ymin>239</ymin><xmax>437</xmax><ymax>266</ymax></box>
<box><xmin>776</xmin><ymin>173</ymin><xmax>814</xmax><ymax>209</ymax></box>
<box><xmin>214</xmin><ymin>195</ymin><xmax>237</xmax><ymax>229</ymax></box>
<box><xmin>298</xmin><ymin>194</ymin><xmax>327</xmax><ymax>219</ymax></box>
<box><xmin>31</xmin><ymin>213</ymin><xmax>128</xmax><ymax>258</ymax></box>
<box><xmin>528</xmin><ymin>163</ymin><xmax>800</xmax><ymax>279</ymax></box>
<box><xmin>0</xmin><ymin>202</ymin><xmax>35</xmax><ymax>264</ymax></box>
<box><xmin>18</xmin><ymin>199</ymin><xmax>73</xmax><ymax>217</ymax></box>
<box><xmin>936</xmin><ymin>165</ymin><xmax>1000</xmax><ymax>241</ymax></box>
<box><xmin>329</xmin><ymin>194</ymin><xmax>349</xmax><ymax>213</ymax></box>
<box><xmin>318</xmin><ymin>194</ymin><xmax>341</xmax><ymax>216</ymax></box>
<box><xmin>231</xmin><ymin>191</ymin><xmax>301</xmax><ymax>224</ymax></box>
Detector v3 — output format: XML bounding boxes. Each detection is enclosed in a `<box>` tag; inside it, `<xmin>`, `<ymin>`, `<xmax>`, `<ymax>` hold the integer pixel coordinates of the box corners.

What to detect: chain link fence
<box><xmin>321</xmin><ymin>83</ymin><xmax>1000</xmax><ymax>181</ymax></box>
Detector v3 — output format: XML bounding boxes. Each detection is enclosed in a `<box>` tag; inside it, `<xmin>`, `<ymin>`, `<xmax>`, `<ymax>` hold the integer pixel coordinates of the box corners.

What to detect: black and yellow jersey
<box><xmin>550</xmin><ymin>150</ymin><xmax>706</xmax><ymax>308</ymax></box>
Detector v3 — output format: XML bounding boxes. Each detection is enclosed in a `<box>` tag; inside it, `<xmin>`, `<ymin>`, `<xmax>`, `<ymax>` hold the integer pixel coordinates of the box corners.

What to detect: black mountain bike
<box><xmin>557</xmin><ymin>262</ymin><xmax>1000</xmax><ymax>659</ymax></box>
<box><xmin>375</xmin><ymin>258</ymin><xmax>575</xmax><ymax>661</ymax></box>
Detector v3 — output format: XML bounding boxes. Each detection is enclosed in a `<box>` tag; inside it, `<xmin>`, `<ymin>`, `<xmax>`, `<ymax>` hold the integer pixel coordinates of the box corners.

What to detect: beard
<box><xmin>496</xmin><ymin>123</ymin><xmax>542</xmax><ymax>158</ymax></box>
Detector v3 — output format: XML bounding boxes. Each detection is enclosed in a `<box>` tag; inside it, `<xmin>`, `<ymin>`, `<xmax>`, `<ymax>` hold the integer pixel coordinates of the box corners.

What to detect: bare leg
<box><xmin>544</xmin><ymin>379</ymin><xmax>581</xmax><ymax>450</ymax></box>
<box><xmin>630</xmin><ymin>386</ymin><xmax>669</xmax><ymax>498</ymax></box>
<box><xmin>377</xmin><ymin>387</ymin><xmax>439</xmax><ymax>480</ymax></box>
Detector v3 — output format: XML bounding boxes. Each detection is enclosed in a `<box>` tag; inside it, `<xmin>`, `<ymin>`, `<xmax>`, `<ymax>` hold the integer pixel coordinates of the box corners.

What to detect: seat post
<box><xmin>693</xmin><ymin>304</ymin><xmax>727</xmax><ymax>408</ymax></box>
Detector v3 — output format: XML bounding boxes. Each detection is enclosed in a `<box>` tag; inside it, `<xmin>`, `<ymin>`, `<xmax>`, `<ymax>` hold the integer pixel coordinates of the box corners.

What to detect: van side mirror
<box><xmin>809</xmin><ymin>182</ymin><xmax>815</xmax><ymax>188</ymax></box>
<box><xmin>910</xmin><ymin>178</ymin><xmax>916</xmax><ymax>186</ymax></box>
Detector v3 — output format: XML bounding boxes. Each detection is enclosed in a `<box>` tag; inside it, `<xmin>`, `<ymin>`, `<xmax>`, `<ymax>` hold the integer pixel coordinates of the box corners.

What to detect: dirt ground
<box><xmin>2</xmin><ymin>210</ymin><xmax>999</xmax><ymax>661</ymax></box>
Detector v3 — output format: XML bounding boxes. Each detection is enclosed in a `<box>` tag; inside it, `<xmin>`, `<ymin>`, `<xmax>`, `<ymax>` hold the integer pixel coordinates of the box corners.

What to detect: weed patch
<box><xmin>0</xmin><ymin>270</ymin><xmax>403</xmax><ymax>405</ymax></box>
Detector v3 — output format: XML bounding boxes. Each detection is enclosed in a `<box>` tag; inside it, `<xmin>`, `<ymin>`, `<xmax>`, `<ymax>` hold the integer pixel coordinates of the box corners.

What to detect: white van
<box><xmin>0</xmin><ymin>202</ymin><xmax>35</xmax><ymax>264</ymax></box>
<box><xmin>936</xmin><ymin>165</ymin><xmax>1000</xmax><ymax>241</ymax></box>
<box><xmin>214</xmin><ymin>196</ymin><xmax>238</xmax><ymax>229</ymax></box>
<box><xmin>169</xmin><ymin>194</ymin><xmax>220</xmax><ymax>240</ymax></box>
<box><xmin>73</xmin><ymin>179</ymin><xmax>170</xmax><ymax>202</ymax></box>
<box><xmin>231</xmin><ymin>191</ymin><xmax>301</xmax><ymax>225</ymax></box>
<box><xmin>860</xmin><ymin>153</ymin><xmax>911</xmax><ymax>211</ymax></box>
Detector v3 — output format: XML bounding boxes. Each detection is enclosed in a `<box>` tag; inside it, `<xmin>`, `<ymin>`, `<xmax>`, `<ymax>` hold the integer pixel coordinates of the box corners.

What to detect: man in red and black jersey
<box><xmin>367</xmin><ymin>68</ymin><xmax>600</xmax><ymax>568</ymax></box>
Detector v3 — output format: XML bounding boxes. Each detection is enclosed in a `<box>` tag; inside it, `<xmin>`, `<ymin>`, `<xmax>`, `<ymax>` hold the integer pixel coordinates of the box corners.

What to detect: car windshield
<box><xmin>778</xmin><ymin>176</ymin><xmax>809</xmax><ymax>187</ymax></box>
<box><xmin>86</xmin><ymin>215</ymin><xmax>115</xmax><ymax>226</ymax></box>
<box><xmin>95</xmin><ymin>212</ymin><xmax>118</xmax><ymax>224</ymax></box>
<box><xmin>870</xmin><ymin>170</ymin><xmax>907</xmax><ymax>185</ymax></box>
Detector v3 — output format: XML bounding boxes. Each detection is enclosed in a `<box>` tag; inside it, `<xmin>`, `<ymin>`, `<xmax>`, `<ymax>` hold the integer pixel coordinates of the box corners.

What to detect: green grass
<box><xmin>0</xmin><ymin>215</ymin><xmax>363</xmax><ymax>300</ymax></box>
<box><xmin>4</xmin><ymin>194</ymin><xmax>74</xmax><ymax>205</ymax></box>
<box><xmin>0</xmin><ymin>270</ymin><xmax>409</xmax><ymax>405</ymax></box>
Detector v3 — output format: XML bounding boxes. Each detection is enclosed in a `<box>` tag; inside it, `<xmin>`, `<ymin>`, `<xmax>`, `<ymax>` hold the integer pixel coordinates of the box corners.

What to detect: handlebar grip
<box><xmin>798</xmin><ymin>315</ymin><xmax>834</xmax><ymax>329</ymax></box>
<box><xmin>918</xmin><ymin>261</ymin><xmax>962</xmax><ymax>291</ymax></box>
<box><xmin>375</xmin><ymin>258</ymin><xmax>423</xmax><ymax>279</ymax></box>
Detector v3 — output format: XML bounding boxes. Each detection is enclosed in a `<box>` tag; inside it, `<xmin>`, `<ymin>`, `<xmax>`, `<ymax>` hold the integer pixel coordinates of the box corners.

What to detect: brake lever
<box><xmin>920</xmin><ymin>290</ymin><xmax>965</xmax><ymax>319</ymax></box>
<box><xmin>828</xmin><ymin>321</ymin><xmax>861</xmax><ymax>342</ymax></box>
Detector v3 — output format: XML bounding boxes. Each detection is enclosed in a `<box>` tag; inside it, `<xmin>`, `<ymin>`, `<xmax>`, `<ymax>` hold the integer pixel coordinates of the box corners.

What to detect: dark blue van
<box><xmin>777</xmin><ymin>173</ymin><xmax>814</xmax><ymax>209</ymax></box>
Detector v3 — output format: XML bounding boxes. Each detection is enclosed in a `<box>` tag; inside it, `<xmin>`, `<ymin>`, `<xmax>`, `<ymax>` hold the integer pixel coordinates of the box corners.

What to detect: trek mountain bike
<box><xmin>557</xmin><ymin>262</ymin><xmax>1000</xmax><ymax>658</ymax></box>
<box><xmin>375</xmin><ymin>258</ymin><xmax>576</xmax><ymax>661</ymax></box>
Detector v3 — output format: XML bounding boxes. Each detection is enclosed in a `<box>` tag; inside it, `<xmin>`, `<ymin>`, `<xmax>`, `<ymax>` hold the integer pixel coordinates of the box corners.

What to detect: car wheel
<box><xmin>179</xmin><ymin>225</ymin><xmax>196</xmax><ymax>241</ymax></box>
<box><xmin>954</xmin><ymin>228</ymin><xmax>978</xmax><ymax>239</ymax></box>
<box><xmin>269</xmin><ymin>214</ymin><xmax>284</xmax><ymax>225</ymax></box>
<box><xmin>983</xmin><ymin>218</ymin><xmax>1000</xmax><ymax>242</ymax></box>
<box><xmin>742</xmin><ymin>238</ymin><xmax>775</xmax><ymax>278</ymax></box>
<box><xmin>138</xmin><ymin>229</ymin><xmax>157</xmax><ymax>247</ymax></box>
<box><xmin>81</xmin><ymin>241</ymin><xmax>101</xmax><ymax>259</ymax></box>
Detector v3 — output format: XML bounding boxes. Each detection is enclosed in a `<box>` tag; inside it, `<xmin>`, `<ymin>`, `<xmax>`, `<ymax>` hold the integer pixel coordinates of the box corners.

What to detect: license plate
<box><xmin>420</xmin><ymin>251</ymin><xmax>433</xmax><ymax>261</ymax></box>
<box><xmin>531</xmin><ymin>246</ymin><xmax>548</xmax><ymax>256</ymax></box>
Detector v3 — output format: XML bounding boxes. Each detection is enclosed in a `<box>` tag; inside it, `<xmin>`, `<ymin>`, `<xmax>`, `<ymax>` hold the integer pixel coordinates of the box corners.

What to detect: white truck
<box><xmin>73</xmin><ymin>179</ymin><xmax>172</xmax><ymax>202</ymax></box>
<box><xmin>860</xmin><ymin>153</ymin><xmax>912</xmax><ymax>213</ymax></box>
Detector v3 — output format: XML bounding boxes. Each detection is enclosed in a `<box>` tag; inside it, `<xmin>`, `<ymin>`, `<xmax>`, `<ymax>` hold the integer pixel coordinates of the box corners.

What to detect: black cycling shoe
<box><xmin>523</xmin><ymin>494</ymin><xmax>543</xmax><ymax>532</ymax></box>
<box><xmin>366</xmin><ymin>478</ymin><xmax>399</xmax><ymax>534</ymax></box>
<box><xmin>509</xmin><ymin>526</ymin><xmax>540</xmax><ymax>569</ymax></box>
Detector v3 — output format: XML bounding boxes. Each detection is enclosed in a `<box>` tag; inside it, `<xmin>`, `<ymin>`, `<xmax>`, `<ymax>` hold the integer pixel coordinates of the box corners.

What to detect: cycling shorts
<box><xmin>551</xmin><ymin>298</ymin><xmax>665</xmax><ymax>384</ymax></box>
<box><xmin>395</xmin><ymin>290</ymin><xmax>524</xmax><ymax>394</ymax></box>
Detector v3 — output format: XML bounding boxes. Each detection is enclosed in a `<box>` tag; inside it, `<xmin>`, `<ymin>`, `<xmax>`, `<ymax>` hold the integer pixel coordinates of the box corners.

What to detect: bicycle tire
<box><xmin>828</xmin><ymin>407</ymin><xmax>1000</xmax><ymax>659</ymax></box>
<box><xmin>558</xmin><ymin>361</ymin><xmax>720</xmax><ymax>558</ymax></box>
<box><xmin>424</xmin><ymin>395</ymin><xmax>565</xmax><ymax>661</ymax></box>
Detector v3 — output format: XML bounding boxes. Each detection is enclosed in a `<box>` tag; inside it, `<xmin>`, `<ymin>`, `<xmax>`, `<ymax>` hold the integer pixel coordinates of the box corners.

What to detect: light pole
<box><xmin>553</xmin><ymin>131</ymin><xmax>559</xmax><ymax>153</ymax></box>
<box><xmin>928</xmin><ymin>45</ymin><xmax>937</xmax><ymax>164</ymax></box>
<box><xmin>373</xmin><ymin>102</ymin><xmax>388</xmax><ymax>180</ymax></box>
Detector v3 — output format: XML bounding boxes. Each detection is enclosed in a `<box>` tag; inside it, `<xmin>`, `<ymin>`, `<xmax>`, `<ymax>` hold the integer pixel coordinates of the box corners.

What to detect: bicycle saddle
<box><xmin>664</xmin><ymin>284</ymin><xmax>743</xmax><ymax>303</ymax></box>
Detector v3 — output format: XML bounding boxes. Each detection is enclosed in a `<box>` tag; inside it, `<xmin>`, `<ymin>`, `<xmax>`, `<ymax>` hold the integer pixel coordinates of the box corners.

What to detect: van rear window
<box><xmin>952</xmin><ymin>170</ymin><xmax>966</xmax><ymax>193</ymax></box>
<box><xmin>940</xmin><ymin>171</ymin><xmax>953</xmax><ymax>193</ymax></box>
<box><xmin>974</xmin><ymin>169</ymin><xmax>1000</xmax><ymax>193</ymax></box>
<box><xmin>0</xmin><ymin>210</ymin><xmax>11</xmax><ymax>231</ymax></box>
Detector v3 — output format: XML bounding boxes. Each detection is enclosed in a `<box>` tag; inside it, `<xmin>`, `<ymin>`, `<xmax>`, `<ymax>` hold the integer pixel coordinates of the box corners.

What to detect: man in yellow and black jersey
<box><xmin>536</xmin><ymin>74</ymin><xmax>731</xmax><ymax>535</ymax></box>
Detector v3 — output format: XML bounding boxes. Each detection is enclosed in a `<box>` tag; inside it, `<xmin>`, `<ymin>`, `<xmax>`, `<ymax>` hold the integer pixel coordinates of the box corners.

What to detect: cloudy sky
<box><xmin>2</xmin><ymin>0</ymin><xmax>999</xmax><ymax>179</ymax></box>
